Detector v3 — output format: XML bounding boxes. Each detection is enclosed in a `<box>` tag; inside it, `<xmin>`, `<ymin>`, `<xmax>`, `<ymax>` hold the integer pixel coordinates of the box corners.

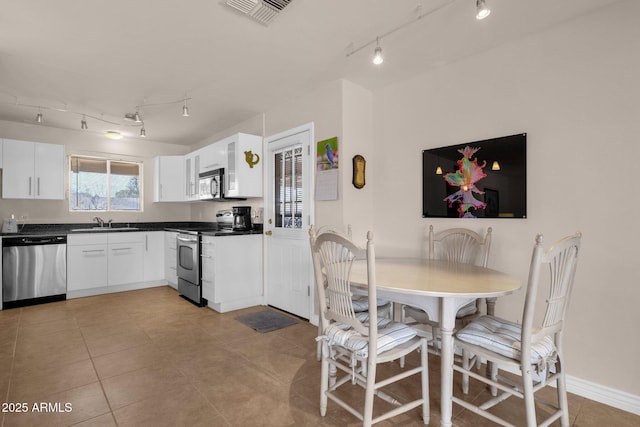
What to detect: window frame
<box><xmin>68</xmin><ymin>154</ymin><xmax>144</xmax><ymax>213</ymax></box>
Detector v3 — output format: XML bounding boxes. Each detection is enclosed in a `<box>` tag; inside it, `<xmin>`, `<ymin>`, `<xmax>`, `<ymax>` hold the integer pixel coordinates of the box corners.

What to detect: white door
<box><xmin>264</xmin><ymin>124</ymin><xmax>314</xmax><ymax>319</ymax></box>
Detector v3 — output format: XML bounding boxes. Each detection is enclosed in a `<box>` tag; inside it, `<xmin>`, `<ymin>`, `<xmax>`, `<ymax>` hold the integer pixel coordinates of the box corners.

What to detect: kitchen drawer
<box><xmin>108</xmin><ymin>231</ymin><xmax>145</xmax><ymax>244</ymax></box>
<box><xmin>68</xmin><ymin>233</ymin><xmax>108</xmax><ymax>246</ymax></box>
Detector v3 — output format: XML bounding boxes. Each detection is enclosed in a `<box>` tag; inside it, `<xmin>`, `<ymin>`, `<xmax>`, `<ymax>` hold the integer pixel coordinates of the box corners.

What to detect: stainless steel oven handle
<box><xmin>177</xmin><ymin>235</ymin><xmax>198</xmax><ymax>243</ymax></box>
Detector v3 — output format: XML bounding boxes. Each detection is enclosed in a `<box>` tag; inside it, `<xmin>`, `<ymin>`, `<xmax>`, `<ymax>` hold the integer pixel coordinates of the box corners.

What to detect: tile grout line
<box><xmin>76</xmin><ymin>310</ymin><xmax>120</xmax><ymax>427</ymax></box>
<box><xmin>1</xmin><ymin>308</ymin><xmax>23</xmax><ymax>427</ymax></box>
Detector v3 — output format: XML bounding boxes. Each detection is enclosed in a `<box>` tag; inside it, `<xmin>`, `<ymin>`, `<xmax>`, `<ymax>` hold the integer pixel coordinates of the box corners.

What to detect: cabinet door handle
<box><xmin>82</xmin><ymin>249</ymin><xmax>105</xmax><ymax>253</ymax></box>
<box><xmin>265</xmin><ymin>230</ymin><xmax>272</xmax><ymax>236</ymax></box>
<box><xmin>28</xmin><ymin>177</ymin><xmax>32</xmax><ymax>196</ymax></box>
<box><xmin>145</xmin><ymin>235</ymin><xmax>148</xmax><ymax>251</ymax></box>
<box><xmin>37</xmin><ymin>177</ymin><xmax>40</xmax><ymax>196</ymax></box>
<box><xmin>112</xmin><ymin>247</ymin><xmax>132</xmax><ymax>251</ymax></box>
<box><xmin>201</xmin><ymin>255</ymin><xmax>213</xmax><ymax>259</ymax></box>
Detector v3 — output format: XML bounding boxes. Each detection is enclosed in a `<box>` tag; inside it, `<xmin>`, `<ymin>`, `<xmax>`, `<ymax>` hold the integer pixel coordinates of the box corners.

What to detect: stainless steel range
<box><xmin>176</xmin><ymin>230</ymin><xmax>206</xmax><ymax>306</ymax></box>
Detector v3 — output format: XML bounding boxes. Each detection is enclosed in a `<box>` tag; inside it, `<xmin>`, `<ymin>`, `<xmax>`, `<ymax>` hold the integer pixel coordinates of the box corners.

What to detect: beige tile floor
<box><xmin>0</xmin><ymin>286</ymin><xmax>638</xmax><ymax>427</ymax></box>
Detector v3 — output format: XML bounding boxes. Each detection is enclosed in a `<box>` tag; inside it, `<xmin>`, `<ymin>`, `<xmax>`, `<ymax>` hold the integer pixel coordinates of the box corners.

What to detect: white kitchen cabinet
<box><xmin>67</xmin><ymin>234</ymin><xmax>109</xmax><ymax>291</ymax></box>
<box><xmin>2</xmin><ymin>139</ymin><xmax>64</xmax><ymax>200</ymax></box>
<box><xmin>206</xmin><ymin>234</ymin><xmax>263</xmax><ymax>313</ymax></box>
<box><xmin>164</xmin><ymin>231</ymin><xmax>178</xmax><ymax>288</ymax></box>
<box><xmin>153</xmin><ymin>156</ymin><xmax>185</xmax><ymax>202</ymax></box>
<box><xmin>221</xmin><ymin>133</ymin><xmax>263</xmax><ymax>198</ymax></box>
<box><xmin>199</xmin><ymin>142</ymin><xmax>226</xmax><ymax>173</ymax></box>
<box><xmin>143</xmin><ymin>231</ymin><xmax>165</xmax><ymax>282</ymax></box>
<box><xmin>201</xmin><ymin>236</ymin><xmax>216</xmax><ymax>302</ymax></box>
<box><xmin>107</xmin><ymin>232</ymin><xmax>144</xmax><ymax>286</ymax></box>
<box><xmin>184</xmin><ymin>152</ymin><xmax>200</xmax><ymax>200</ymax></box>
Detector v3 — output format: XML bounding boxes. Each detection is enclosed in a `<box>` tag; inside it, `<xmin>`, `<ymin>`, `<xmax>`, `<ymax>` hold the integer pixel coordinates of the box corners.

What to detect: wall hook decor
<box><xmin>244</xmin><ymin>150</ymin><xmax>260</xmax><ymax>168</ymax></box>
<box><xmin>352</xmin><ymin>155</ymin><xmax>366</xmax><ymax>189</ymax></box>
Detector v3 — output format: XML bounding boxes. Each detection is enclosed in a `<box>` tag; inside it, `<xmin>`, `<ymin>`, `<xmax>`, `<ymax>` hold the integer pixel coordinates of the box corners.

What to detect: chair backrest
<box><xmin>428</xmin><ymin>225</ymin><xmax>492</xmax><ymax>267</ymax></box>
<box><xmin>521</xmin><ymin>232</ymin><xmax>582</xmax><ymax>363</ymax></box>
<box><xmin>309</xmin><ymin>226</ymin><xmax>377</xmax><ymax>339</ymax></box>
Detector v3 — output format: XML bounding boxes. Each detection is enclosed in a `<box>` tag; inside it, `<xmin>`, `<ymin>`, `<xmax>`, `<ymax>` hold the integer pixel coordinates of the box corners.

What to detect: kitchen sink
<box><xmin>71</xmin><ymin>227</ymin><xmax>139</xmax><ymax>232</ymax></box>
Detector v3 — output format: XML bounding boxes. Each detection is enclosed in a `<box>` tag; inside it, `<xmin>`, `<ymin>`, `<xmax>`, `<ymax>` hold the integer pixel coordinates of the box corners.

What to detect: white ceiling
<box><xmin>0</xmin><ymin>0</ymin><xmax>622</xmax><ymax>146</ymax></box>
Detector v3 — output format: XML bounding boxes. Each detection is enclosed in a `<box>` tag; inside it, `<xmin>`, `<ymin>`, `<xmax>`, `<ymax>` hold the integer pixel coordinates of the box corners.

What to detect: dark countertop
<box><xmin>1</xmin><ymin>222</ymin><xmax>265</xmax><ymax>238</ymax></box>
<box><xmin>1</xmin><ymin>221</ymin><xmax>217</xmax><ymax>237</ymax></box>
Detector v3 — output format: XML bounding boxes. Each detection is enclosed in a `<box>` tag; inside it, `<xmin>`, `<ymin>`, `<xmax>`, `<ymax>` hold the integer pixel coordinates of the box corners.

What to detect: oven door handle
<box><xmin>177</xmin><ymin>235</ymin><xmax>198</xmax><ymax>243</ymax></box>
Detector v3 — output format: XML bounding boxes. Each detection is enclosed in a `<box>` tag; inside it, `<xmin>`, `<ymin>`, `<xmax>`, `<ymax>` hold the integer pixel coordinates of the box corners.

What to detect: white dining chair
<box><xmin>309</xmin><ymin>226</ymin><xmax>430</xmax><ymax>426</ymax></box>
<box><xmin>314</xmin><ymin>224</ymin><xmax>391</xmax><ymax>361</ymax></box>
<box><xmin>401</xmin><ymin>225</ymin><xmax>493</xmax><ymax>354</ymax></box>
<box><xmin>453</xmin><ymin>232</ymin><xmax>582</xmax><ymax>427</ymax></box>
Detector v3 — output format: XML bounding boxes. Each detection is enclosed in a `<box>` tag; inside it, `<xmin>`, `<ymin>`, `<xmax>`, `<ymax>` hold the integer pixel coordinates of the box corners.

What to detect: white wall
<box><xmin>372</xmin><ymin>0</ymin><xmax>639</xmax><ymax>397</ymax></box>
<box><xmin>0</xmin><ymin>120</ymin><xmax>191</xmax><ymax>223</ymax></box>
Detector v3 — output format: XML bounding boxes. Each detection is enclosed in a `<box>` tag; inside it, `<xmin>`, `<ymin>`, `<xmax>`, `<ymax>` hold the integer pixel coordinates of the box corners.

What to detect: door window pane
<box><xmin>274</xmin><ymin>145</ymin><xmax>303</xmax><ymax>229</ymax></box>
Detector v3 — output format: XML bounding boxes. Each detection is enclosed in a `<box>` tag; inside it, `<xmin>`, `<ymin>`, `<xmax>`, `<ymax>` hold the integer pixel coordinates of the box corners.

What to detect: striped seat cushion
<box><xmin>456</xmin><ymin>315</ymin><xmax>555</xmax><ymax>364</ymax></box>
<box><xmin>456</xmin><ymin>301</ymin><xmax>478</xmax><ymax>318</ymax></box>
<box><xmin>325</xmin><ymin>318</ymin><xmax>417</xmax><ymax>357</ymax></box>
<box><xmin>351</xmin><ymin>295</ymin><xmax>391</xmax><ymax>312</ymax></box>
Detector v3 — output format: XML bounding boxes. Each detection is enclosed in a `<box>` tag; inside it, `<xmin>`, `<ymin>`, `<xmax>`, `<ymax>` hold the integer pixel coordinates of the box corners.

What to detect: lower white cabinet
<box><xmin>203</xmin><ymin>234</ymin><xmax>263</xmax><ymax>313</ymax></box>
<box><xmin>107</xmin><ymin>233</ymin><xmax>144</xmax><ymax>286</ymax></box>
<box><xmin>164</xmin><ymin>231</ymin><xmax>178</xmax><ymax>288</ymax></box>
<box><xmin>143</xmin><ymin>231</ymin><xmax>165</xmax><ymax>282</ymax></box>
<box><xmin>67</xmin><ymin>231</ymin><xmax>166</xmax><ymax>297</ymax></box>
<box><xmin>67</xmin><ymin>234</ymin><xmax>108</xmax><ymax>291</ymax></box>
<box><xmin>201</xmin><ymin>236</ymin><xmax>216</xmax><ymax>302</ymax></box>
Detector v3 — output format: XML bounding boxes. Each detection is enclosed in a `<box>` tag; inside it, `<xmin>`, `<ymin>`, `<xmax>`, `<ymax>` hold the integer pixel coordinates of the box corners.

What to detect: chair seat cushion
<box><xmin>351</xmin><ymin>295</ymin><xmax>391</xmax><ymax>312</ymax></box>
<box><xmin>325</xmin><ymin>318</ymin><xmax>417</xmax><ymax>357</ymax></box>
<box><xmin>456</xmin><ymin>315</ymin><xmax>555</xmax><ymax>365</ymax></box>
<box><xmin>456</xmin><ymin>301</ymin><xmax>478</xmax><ymax>318</ymax></box>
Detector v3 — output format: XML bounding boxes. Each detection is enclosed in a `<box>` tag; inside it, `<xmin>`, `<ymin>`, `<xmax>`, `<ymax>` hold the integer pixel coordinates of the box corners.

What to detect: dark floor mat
<box><xmin>235</xmin><ymin>309</ymin><xmax>298</xmax><ymax>333</ymax></box>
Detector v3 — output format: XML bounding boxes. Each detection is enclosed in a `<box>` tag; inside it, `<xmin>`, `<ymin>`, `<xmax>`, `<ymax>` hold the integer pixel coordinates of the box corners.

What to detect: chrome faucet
<box><xmin>93</xmin><ymin>216</ymin><xmax>104</xmax><ymax>227</ymax></box>
<box><xmin>107</xmin><ymin>219</ymin><xmax>113</xmax><ymax>228</ymax></box>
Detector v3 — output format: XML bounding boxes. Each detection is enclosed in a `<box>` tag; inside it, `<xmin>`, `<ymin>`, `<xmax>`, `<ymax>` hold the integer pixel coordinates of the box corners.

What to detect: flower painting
<box><xmin>442</xmin><ymin>146</ymin><xmax>487</xmax><ymax>218</ymax></box>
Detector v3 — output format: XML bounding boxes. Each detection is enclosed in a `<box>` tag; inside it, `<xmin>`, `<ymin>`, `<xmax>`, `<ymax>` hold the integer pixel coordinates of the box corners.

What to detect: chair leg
<box><xmin>556</xmin><ymin>363</ymin><xmax>570</xmax><ymax>426</ymax></box>
<box><xmin>320</xmin><ymin>342</ymin><xmax>329</xmax><ymax>416</ymax></box>
<box><xmin>490</xmin><ymin>362</ymin><xmax>498</xmax><ymax>397</ymax></box>
<box><xmin>421</xmin><ymin>339</ymin><xmax>430</xmax><ymax>424</ymax></box>
<box><xmin>363</xmin><ymin>359</ymin><xmax>377</xmax><ymax>427</ymax></box>
<box><xmin>462</xmin><ymin>349</ymin><xmax>470</xmax><ymax>395</ymax></box>
<box><xmin>522</xmin><ymin>368</ymin><xmax>537</xmax><ymax>427</ymax></box>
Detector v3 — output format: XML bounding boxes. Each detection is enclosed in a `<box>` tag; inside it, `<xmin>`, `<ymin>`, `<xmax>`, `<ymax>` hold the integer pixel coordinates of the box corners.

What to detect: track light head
<box><xmin>140</xmin><ymin>126</ymin><xmax>146</xmax><ymax>137</ymax></box>
<box><xmin>373</xmin><ymin>46</ymin><xmax>383</xmax><ymax>65</ymax></box>
<box><xmin>476</xmin><ymin>0</ymin><xmax>490</xmax><ymax>20</ymax></box>
<box><xmin>81</xmin><ymin>115</ymin><xmax>88</xmax><ymax>130</ymax></box>
<box><xmin>36</xmin><ymin>112</ymin><xmax>43</xmax><ymax>123</ymax></box>
<box><xmin>134</xmin><ymin>111</ymin><xmax>142</xmax><ymax>123</ymax></box>
<box><xmin>372</xmin><ymin>38</ymin><xmax>384</xmax><ymax>65</ymax></box>
<box><xmin>182</xmin><ymin>101</ymin><xmax>190</xmax><ymax>117</ymax></box>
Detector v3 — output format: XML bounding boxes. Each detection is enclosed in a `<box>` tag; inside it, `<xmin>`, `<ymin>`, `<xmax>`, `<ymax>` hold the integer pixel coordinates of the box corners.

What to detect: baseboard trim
<box><xmin>566</xmin><ymin>375</ymin><xmax>640</xmax><ymax>416</ymax></box>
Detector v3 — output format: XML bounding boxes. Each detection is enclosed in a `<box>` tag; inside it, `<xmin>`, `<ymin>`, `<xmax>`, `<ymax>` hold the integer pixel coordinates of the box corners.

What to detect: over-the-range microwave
<box><xmin>199</xmin><ymin>168</ymin><xmax>225</xmax><ymax>200</ymax></box>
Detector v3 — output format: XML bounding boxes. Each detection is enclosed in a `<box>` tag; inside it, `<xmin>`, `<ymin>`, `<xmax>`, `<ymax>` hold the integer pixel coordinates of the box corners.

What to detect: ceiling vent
<box><xmin>225</xmin><ymin>0</ymin><xmax>292</xmax><ymax>26</ymax></box>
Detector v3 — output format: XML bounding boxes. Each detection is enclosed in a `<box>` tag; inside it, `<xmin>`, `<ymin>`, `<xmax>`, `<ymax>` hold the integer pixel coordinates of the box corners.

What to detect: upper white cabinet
<box><xmin>153</xmin><ymin>156</ymin><xmax>185</xmax><ymax>202</ymax></box>
<box><xmin>199</xmin><ymin>142</ymin><xmax>226</xmax><ymax>173</ymax></box>
<box><xmin>222</xmin><ymin>133</ymin><xmax>263</xmax><ymax>198</ymax></box>
<box><xmin>184</xmin><ymin>151</ymin><xmax>200</xmax><ymax>201</ymax></box>
<box><xmin>2</xmin><ymin>139</ymin><xmax>65</xmax><ymax>200</ymax></box>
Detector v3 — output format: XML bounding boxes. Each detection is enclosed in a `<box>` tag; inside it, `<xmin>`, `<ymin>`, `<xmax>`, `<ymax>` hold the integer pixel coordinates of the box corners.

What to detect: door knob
<box><xmin>265</xmin><ymin>230</ymin><xmax>273</xmax><ymax>236</ymax></box>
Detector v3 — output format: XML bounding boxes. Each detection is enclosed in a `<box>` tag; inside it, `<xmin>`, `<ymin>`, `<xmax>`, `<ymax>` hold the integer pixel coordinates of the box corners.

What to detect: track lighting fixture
<box><xmin>133</xmin><ymin>111</ymin><xmax>142</xmax><ymax>123</ymax></box>
<box><xmin>36</xmin><ymin>111</ymin><xmax>43</xmax><ymax>123</ymax></box>
<box><xmin>81</xmin><ymin>115</ymin><xmax>88</xmax><ymax>129</ymax></box>
<box><xmin>372</xmin><ymin>38</ymin><xmax>384</xmax><ymax>65</ymax></box>
<box><xmin>182</xmin><ymin>98</ymin><xmax>190</xmax><ymax>117</ymax></box>
<box><xmin>140</xmin><ymin>125</ymin><xmax>146</xmax><ymax>137</ymax></box>
<box><xmin>476</xmin><ymin>0</ymin><xmax>490</xmax><ymax>20</ymax></box>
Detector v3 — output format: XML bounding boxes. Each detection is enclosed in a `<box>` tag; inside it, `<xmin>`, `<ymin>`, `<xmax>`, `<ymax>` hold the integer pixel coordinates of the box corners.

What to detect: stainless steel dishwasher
<box><xmin>2</xmin><ymin>235</ymin><xmax>67</xmax><ymax>308</ymax></box>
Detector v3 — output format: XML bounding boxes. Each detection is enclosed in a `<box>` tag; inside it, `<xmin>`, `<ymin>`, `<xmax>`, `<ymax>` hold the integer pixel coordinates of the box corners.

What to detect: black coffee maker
<box><xmin>232</xmin><ymin>206</ymin><xmax>252</xmax><ymax>231</ymax></box>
